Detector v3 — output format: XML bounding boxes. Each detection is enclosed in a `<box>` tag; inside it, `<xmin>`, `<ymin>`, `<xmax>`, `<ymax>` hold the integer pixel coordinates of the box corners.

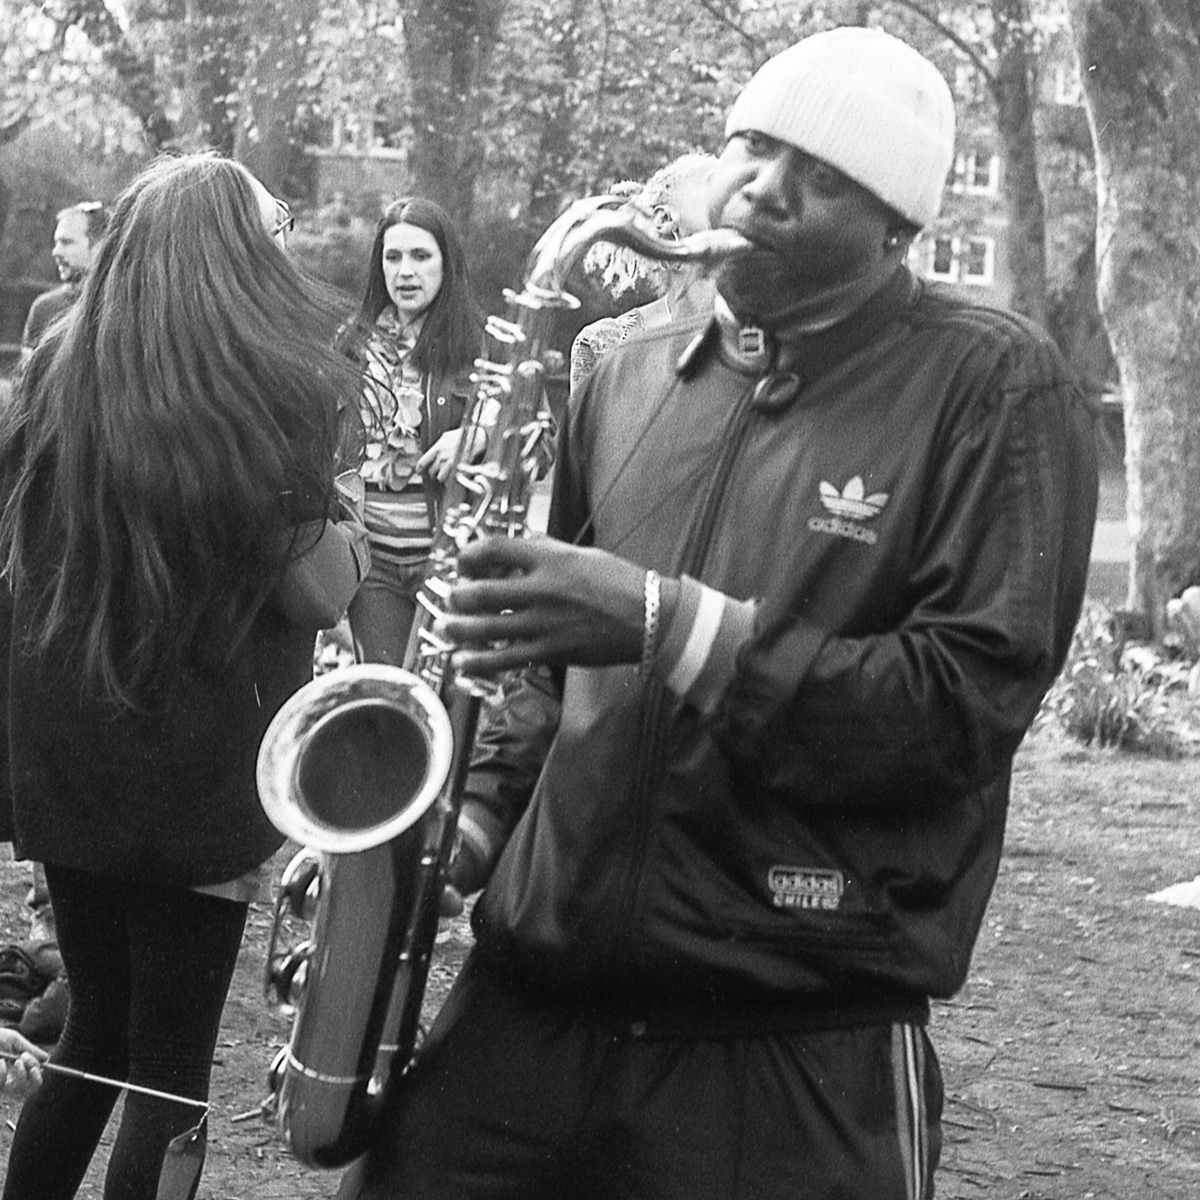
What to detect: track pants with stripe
<box><xmin>339</xmin><ymin>957</ymin><xmax>944</xmax><ymax>1200</ymax></box>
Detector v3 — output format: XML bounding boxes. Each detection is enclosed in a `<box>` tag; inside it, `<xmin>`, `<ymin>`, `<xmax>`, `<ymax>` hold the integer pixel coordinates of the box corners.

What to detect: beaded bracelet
<box><xmin>640</xmin><ymin>569</ymin><xmax>662</xmax><ymax>675</ymax></box>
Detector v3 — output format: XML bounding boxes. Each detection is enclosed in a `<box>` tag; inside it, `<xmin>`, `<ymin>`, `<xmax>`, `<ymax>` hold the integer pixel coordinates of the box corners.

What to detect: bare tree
<box><xmin>524</xmin><ymin>0</ymin><xmax>587</xmax><ymax>231</ymax></box>
<box><xmin>60</xmin><ymin>0</ymin><xmax>175</xmax><ymax>148</ymax></box>
<box><xmin>177</xmin><ymin>0</ymin><xmax>240</xmax><ymax>156</ymax></box>
<box><xmin>891</xmin><ymin>0</ymin><xmax>1050</xmax><ymax>327</ymax></box>
<box><xmin>1066</xmin><ymin>0</ymin><xmax>1200</xmax><ymax>631</ymax></box>
<box><xmin>0</xmin><ymin>107</ymin><xmax>31</xmax><ymax>246</ymax></box>
<box><xmin>399</xmin><ymin>0</ymin><xmax>506</xmax><ymax>230</ymax></box>
<box><xmin>234</xmin><ymin>0</ymin><xmax>322</xmax><ymax>189</ymax></box>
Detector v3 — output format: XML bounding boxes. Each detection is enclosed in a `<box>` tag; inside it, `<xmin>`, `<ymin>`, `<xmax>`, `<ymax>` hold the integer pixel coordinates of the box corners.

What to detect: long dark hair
<box><xmin>357</xmin><ymin>196</ymin><xmax>483</xmax><ymax>380</ymax></box>
<box><xmin>0</xmin><ymin>152</ymin><xmax>363</xmax><ymax>710</ymax></box>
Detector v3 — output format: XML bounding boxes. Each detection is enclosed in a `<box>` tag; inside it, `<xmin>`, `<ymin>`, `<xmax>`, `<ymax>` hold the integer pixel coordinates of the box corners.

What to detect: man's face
<box><xmin>52</xmin><ymin>210</ymin><xmax>95</xmax><ymax>283</ymax></box>
<box><xmin>707</xmin><ymin>132</ymin><xmax>896</xmax><ymax>325</ymax></box>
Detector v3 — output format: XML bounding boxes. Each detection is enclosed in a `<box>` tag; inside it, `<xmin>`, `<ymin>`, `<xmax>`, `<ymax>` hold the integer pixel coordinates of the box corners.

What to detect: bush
<box><xmin>1038</xmin><ymin>601</ymin><xmax>1196</xmax><ymax>755</ymax></box>
<box><xmin>287</xmin><ymin>199</ymin><xmax>375</xmax><ymax>300</ymax></box>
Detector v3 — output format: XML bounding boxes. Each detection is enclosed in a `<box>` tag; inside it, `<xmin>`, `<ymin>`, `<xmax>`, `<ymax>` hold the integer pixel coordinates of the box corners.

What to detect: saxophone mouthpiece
<box><xmin>672</xmin><ymin>227</ymin><xmax>755</xmax><ymax>266</ymax></box>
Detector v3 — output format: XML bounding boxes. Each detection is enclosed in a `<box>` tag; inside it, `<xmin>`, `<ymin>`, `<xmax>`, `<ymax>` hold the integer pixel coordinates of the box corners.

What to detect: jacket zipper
<box><xmin>609</xmin><ymin>378</ymin><xmax>762</xmax><ymax>971</ymax></box>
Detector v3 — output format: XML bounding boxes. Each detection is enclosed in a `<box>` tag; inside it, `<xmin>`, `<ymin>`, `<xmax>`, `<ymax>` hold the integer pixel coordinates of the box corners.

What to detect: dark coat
<box><xmin>2</xmin><ymin>503</ymin><xmax>367</xmax><ymax>886</ymax></box>
<box><xmin>20</xmin><ymin>284</ymin><xmax>79</xmax><ymax>353</ymax></box>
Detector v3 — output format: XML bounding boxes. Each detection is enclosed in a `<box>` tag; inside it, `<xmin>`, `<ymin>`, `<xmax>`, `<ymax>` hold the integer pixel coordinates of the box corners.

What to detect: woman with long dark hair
<box><xmin>0</xmin><ymin>152</ymin><xmax>367</xmax><ymax>1199</ymax></box>
<box><xmin>347</xmin><ymin>195</ymin><xmax>485</xmax><ymax>665</ymax></box>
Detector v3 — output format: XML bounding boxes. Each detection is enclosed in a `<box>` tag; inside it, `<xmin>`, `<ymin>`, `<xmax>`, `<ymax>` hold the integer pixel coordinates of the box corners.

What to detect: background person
<box><xmin>15</xmin><ymin>199</ymin><xmax>109</xmax><ymax>1014</ymax></box>
<box><xmin>19</xmin><ymin>201</ymin><xmax>108</xmax><ymax>363</ymax></box>
<box><xmin>346</xmin><ymin>196</ymin><xmax>486</xmax><ymax>666</ymax></box>
<box><xmin>569</xmin><ymin>153</ymin><xmax>718</xmax><ymax>391</ymax></box>
<box><xmin>0</xmin><ymin>151</ymin><xmax>368</xmax><ymax>1200</ymax></box>
<box><xmin>338</xmin><ymin>26</ymin><xmax>1098</xmax><ymax>1200</ymax></box>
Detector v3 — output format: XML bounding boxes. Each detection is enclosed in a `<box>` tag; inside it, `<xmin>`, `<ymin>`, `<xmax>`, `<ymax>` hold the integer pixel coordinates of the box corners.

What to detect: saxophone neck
<box><xmin>524</xmin><ymin>196</ymin><xmax>753</xmax><ymax>298</ymax></box>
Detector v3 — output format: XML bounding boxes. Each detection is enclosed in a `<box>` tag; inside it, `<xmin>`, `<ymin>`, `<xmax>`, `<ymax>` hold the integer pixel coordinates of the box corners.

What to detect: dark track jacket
<box><xmin>460</xmin><ymin>267</ymin><xmax>1099</xmax><ymax>1033</ymax></box>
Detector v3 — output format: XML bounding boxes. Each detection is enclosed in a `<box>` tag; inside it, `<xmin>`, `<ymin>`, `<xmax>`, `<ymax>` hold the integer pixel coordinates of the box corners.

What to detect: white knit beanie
<box><xmin>725</xmin><ymin>27</ymin><xmax>956</xmax><ymax>229</ymax></box>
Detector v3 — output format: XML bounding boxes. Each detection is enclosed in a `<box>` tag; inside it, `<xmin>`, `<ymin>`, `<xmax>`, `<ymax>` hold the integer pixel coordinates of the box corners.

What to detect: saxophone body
<box><xmin>255</xmin><ymin>198</ymin><xmax>750</xmax><ymax>1168</ymax></box>
<box><xmin>256</xmin><ymin>663</ymin><xmax>461</xmax><ymax>1167</ymax></box>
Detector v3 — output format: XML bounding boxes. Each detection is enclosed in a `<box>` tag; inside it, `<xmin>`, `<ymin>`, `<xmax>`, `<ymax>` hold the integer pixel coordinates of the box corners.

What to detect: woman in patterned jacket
<box><xmin>346</xmin><ymin>197</ymin><xmax>485</xmax><ymax>665</ymax></box>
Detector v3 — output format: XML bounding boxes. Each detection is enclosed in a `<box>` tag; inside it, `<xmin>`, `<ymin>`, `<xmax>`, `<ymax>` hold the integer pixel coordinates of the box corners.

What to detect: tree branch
<box><xmin>885</xmin><ymin>0</ymin><xmax>995</xmax><ymax>83</ymax></box>
<box><xmin>693</xmin><ymin>0</ymin><xmax>769</xmax><ymax>67</ymax></box>
<box><xmin>0</xmin><ymin>105</ymin><xmax>33</xmax><ymax>148</ymax></box>
<box><xmin>52</xmin><ymin>0</ymin><xmax>175</xmax><ymax>148</ymax></box>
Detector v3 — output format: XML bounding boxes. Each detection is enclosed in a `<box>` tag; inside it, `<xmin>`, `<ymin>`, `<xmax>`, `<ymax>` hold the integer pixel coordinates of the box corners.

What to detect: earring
<box><xmin>884</xmin><ymin>232</ymin><xmax>902</xmax><ymax>250</ymax></box>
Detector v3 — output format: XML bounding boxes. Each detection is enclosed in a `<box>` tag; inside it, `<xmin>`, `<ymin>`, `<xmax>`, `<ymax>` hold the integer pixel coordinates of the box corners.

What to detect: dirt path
<box><xmin>933</xmin><ymin>735</ymin><xmax>1200</xmax><ymax>1199</ymax></box>
<box><xmin>2</xmin><ymin>728</ymin><xmax>1199</xmax><ymax>1198</ymax></box>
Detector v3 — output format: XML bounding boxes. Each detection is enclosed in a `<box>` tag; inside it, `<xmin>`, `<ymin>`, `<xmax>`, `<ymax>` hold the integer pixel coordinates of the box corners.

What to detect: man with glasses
<box><xmin>20</xmin><ymin>200</ymin><xmax>109</xmax><ymax>365</ymax></box>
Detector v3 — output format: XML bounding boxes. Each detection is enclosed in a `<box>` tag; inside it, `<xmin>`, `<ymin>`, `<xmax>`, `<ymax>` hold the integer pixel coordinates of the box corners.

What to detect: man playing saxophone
<box><xmin>339</xmin><ymin>26</ymin><xmax>1098</xmax><ymax>1200</ymax></box>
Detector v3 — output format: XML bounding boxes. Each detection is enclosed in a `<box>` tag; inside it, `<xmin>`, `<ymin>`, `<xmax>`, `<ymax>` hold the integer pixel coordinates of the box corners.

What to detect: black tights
<box><xmin>2</xmin><ymin>864</ymin><xmax>248</xmax><ymax>1200</ymax></box>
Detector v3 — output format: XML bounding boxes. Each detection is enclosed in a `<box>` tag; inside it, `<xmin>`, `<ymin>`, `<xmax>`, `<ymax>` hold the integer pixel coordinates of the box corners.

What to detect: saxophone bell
<box><xmin>257</xmin><ymin>664</ymin><xmax>454</xmax><ymax>854</ymax></box>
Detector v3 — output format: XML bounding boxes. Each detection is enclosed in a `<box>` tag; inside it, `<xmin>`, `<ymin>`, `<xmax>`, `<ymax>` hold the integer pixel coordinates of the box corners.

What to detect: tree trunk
<box><xmin>67</xmin><ymin>0</ymin><xmax>175</xmax><ymax>148</ymax></box>
<box><xmin>1066</xmin><ymin>0</ymin><xmax>1200</xmax><ymax>632</ymax></box>
<box><xmin>525</xmin><ymin>0</ymin><xmax>586</xmax><ymax>232</ymax></box>
<box><xmin>233</xmin><ymin>0</ymin><xmax>320</xmax><ymax>192</ymax></box>
<box><xmin>888</xmin><ymin>0</ymin><xmax>1051</xmax><ymax>327</ymax></box>
<box><xmin>991</xmin><ymin>1</ymin><xmax>1048</xmax><ymax>328</ymax></box>
<box><xmin>399</xmin><ymin>0</ymin><xmax>506</xmax><ymax>232</ymax></box>
<box><xmin>177</xmin><ymin>0</ymin><xmax>240</xmax><ymax>155</ymax></box>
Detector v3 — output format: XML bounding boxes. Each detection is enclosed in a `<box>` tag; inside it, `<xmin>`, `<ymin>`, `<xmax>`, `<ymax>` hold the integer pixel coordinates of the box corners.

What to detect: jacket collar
<box><xmin>704</xmin><ymin>267</ymin><xmax>917</xmax><ymax>378</ymax></box>
<box><xmin>774</xmin><ymin>266</ymin><xmax>919</xmax><ymax>385</ymax></box>
<box><xmin>683</xmin><ymin>267</ymin><xmax>920</xmax><ymax>412</ymax></box>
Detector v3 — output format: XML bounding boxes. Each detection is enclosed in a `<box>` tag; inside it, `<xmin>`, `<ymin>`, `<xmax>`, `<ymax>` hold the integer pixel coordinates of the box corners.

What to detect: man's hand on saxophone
<box><xmin>437</xmin><ymin>534</ymin><xmax>670</xmax><ymax>675</ymax></box>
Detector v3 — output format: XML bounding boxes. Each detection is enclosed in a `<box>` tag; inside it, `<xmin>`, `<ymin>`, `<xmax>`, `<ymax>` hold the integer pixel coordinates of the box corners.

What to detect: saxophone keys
<box><xmin>266</xmin><ymin>942</ymin><xmax>313</xmax><ymax>1010</ymax></box>
<box><xmin>279</xmin><ymin>850</ymin><xmax>321</xmax><ymax>919</ymax></box>
<box><xmin>417</xmin><ymin>627</ymin><xmax>454</xmax><ymax>656</ymax></box>
<box><xmin>485</xmin><ymin>315</ymin><xmax>526</xmax><ymax>344</ymax></box>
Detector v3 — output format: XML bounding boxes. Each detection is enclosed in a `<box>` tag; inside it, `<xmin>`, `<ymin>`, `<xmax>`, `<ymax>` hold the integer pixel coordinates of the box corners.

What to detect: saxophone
<box><xmin>254</xmin><ymin>196</ymin><xmax>750</xmax><ymax>1168</ymax></box>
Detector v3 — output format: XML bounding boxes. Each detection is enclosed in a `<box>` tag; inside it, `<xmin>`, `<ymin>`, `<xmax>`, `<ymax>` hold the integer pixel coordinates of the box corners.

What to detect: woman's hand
<box><xmin>436</xmin><ymin>535</ymin><xmax>645</xmax><ymax>675</ymax></box>
<box><xmin>417</xmin><ymin>427</ymin><xmax>486</xmax><ymax>484</ymax></box>
<box><xmin>0</xmin><ymin>1030</ymin><xmax>48</xmax><ymax>1097</ymax></box>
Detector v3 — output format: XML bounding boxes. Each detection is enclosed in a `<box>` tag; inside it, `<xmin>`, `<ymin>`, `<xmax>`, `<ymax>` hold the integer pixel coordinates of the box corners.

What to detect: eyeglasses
<box><xmin>271</xmin><ymin>200</ymin><xmax>295</xmax><ymax>244</ymax></box>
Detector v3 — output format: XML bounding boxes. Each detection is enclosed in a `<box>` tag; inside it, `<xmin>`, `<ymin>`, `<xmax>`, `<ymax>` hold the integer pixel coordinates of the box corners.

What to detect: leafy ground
<box><xmin>2</xmin><ymin>727</ymin><xmax>1200</xmax><ymax>1198</ymax></box>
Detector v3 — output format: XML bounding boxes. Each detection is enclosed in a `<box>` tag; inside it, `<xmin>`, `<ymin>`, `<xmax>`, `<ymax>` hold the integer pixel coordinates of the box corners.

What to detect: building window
<box><xmin>960</xmin><ymin>237</ymin><xmax>995</xmax><ymax>286</ymax></box>
<box><xmin>970</xmin><ymin>154</ymin><xmax>997</xmax><ymax>193</ymax></box>
<box><xmin>923</xmin><ymin>235</ymin><xmax>996</xmax><ymax>287</ymax></box>
<box><xmin>954</xmin><ymin>151</ymin><xmax>999</xmax><ymax>196</ymax></box>
<box><xmin>929</xmin><ymin>236</ymin><xmax>958</xmax><ymax>281</ymax></box>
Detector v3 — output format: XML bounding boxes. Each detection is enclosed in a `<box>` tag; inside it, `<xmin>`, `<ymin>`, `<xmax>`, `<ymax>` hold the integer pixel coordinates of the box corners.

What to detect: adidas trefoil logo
<box><xmin>818</xmin><ymin>476</ymin><xmax>889</xmax><ymax>520</ymax></box>
<box><xmin>809</xmin><ymin>475</ymin><xmax>889</xmax><ymax>545</ymax></box>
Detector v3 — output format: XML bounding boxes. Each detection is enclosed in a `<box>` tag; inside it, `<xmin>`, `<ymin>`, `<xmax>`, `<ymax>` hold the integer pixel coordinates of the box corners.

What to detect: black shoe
<box><xmin>20</xmin><ymin>975</ymin><xmax>69</xmax><ymax>1044</ymax></box>
<box><xmin>0</xmin><ymin>943</ymin><xmax>47</xmax><ymax>1024</ymax></box>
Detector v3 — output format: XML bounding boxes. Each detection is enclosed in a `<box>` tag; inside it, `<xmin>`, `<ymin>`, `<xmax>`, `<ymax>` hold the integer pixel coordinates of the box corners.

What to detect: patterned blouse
<box><xmin>358</xmin><ymin>307</ymin><xmax>436</xmax><ymax>567</ymax></box>
<box><xmin>569</xmin><ymin>308</ymin><xmax>647</xmax><ymax>393</ymax></box>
